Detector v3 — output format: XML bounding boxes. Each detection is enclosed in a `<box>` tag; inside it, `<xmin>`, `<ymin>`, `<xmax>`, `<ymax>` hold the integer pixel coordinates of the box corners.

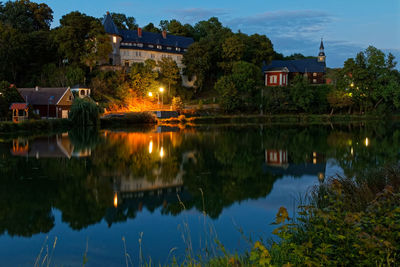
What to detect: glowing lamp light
<box><xmin>149</xmin><ymin>141</ymin><xmax>153</xmax><ymax>154</ymax></box>
<box><xmin>160</xmin><ymin>147</ymin><xmax>164</xmax><ymax>158</ymax></box>
<box><xmin>159</xmin><ymin>87</ymin><xmax>164</xmax><ymax>93</ymax></box>
<box><xmin>351</xmin><ymin>147</ymin><xmax>354</xmax><ymax>156</ymax></box>
<box><xmin>148</xmin><ymin>92</ymin><xmax>153</xmax><ymax>97</ymax></box>
<box><xmin>113</xmin><ymin>193</ymin><xmax>118</xmax><ymax>208</ymax></box>
<box><xmin>365</xmin><ymin>137</ymin><xmax>369</xmax><ymax>147</ymax></box>
<box><xmin>113</xmin><ymin>36</ymin><xmax>117</xmax><ymax>44</ymax></box>
<box><xmin>350</xmin><ymin>82</ymin><xmax>354</xmax><ymax>87</ymax></box>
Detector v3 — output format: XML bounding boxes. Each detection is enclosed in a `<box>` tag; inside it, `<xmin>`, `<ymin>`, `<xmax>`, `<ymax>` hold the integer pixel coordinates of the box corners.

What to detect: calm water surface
<box><xmin>0</xmin><ymin>123</ymin><xmax>398</xmax><ymax>266</ymax></box>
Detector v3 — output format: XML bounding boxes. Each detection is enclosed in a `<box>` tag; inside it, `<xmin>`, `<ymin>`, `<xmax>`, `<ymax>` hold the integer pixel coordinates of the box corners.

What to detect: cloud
<box><xmin>167</xmin><ymin>8</ymin><xmax>230</xmax><ymax>23</ymax></box>
<box><xmin>227</xmin><ymin>10</ymin><xmax>333</xmax><ymax>39</ymax></box>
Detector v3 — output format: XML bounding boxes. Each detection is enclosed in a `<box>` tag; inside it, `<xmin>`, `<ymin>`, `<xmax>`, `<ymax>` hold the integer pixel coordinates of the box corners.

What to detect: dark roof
<box><xmin>119</xmin><ymin>29</ymin><xmax>194</xmax><ymax>49</ymax></box>
<box><xmin>72</xmin><ymin>84</ymin><xmax>89</xmax><ymax>89</ymax></box>
<box><xmin>18</xmin><ymin>88</ymin><xmax>70</xmax><ymax>106</ymax></box>
<box><xmin>9</xmin><ymin>103</ymin><xmax>28</xmax><ymax>110</ymax></box>
<box><xmin>263</xmin><ymin>58</ymin><xmax>326</xmax><ymax>73</ymax></box>
<box><xmin>102</xmin><ymin>12</ymin><xmax>120</xmax><ymax>36</ymax></box>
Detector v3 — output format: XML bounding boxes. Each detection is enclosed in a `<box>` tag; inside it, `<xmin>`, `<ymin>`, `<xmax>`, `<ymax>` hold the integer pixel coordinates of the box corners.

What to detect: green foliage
<box><xmin>110</xmin><ymin>13</ymin><xmax>137</xmax><ymax>30</ymax></box>
<box><xmin>215</xmin><ymin>61</ymin><xmax>262</xmax><ymax>112</ymax></box>
<box><xmin>158</xmin><ymin>57</ymin><xmax>180</xmax><ymax>98</ymax></box>
<box><xmin>69</xmin><ymin>98</ymin><xmax>100</xmax><ymax>127</ymax></box>
<box><xmin>129</xmin><ymin>60</ymin><xmax>159</xmax><ymax>97</ymax></box>
<box><xmin>0</xmin><ymin>82</ymin><xmax>23</xmax><ymax>119</ymax></box>
<box><xmin>267</xmin><ymin>168</ymin><xmax>400</xmax><ymax>266</ymax></box>
<box><xmin>336</xmin><ymin>46</ymin><xmax>400</xmax><ymax>113</ymax></box>
<box><xmin>172</xmin><ymin>97</ymin><xmax>184</xmax><ymax>112</ymax></box>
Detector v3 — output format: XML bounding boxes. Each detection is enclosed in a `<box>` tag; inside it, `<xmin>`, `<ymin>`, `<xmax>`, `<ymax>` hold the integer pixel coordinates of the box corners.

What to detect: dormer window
<box><xmin>167</xmin><ymin>47</ymin><xmax>172</xmax><ymax>50</ymax></box>
<box><xmin>184</xmin><ymin>49</ymin><xmax>188</xmax><ymax>52</ymax></box>
<box><xmin>157</xmin><ymin>45</ymin><xmax>162</xmax><ymax>49</ymax></box>
<box><xmin>138</xmin><ymin>43</ymin><xmax>143</xmax><ymax>47</ymax></box>
<box><xmin>148</xmin><ymin>44</ymin><xmax>154</xmax><ymax>48</ymax></box>
<box><xmin>176</xmin><ymin>47</ymin><xmax>181</xmax><ymax>52</ymax></box>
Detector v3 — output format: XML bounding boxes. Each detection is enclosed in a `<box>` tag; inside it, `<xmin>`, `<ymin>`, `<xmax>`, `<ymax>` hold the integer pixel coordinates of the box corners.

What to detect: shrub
<box><xmin>172</xmin><ymin>97</ymin><xmax>184</xmax><ymax>112</ymax></box>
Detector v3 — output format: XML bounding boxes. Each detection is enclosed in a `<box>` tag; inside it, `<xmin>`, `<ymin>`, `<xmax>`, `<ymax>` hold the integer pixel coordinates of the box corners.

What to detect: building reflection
<box><xmin>264</xmin><ymin>149</ymin><xmax>326</xmax><ymax>179</ymax></box>
<box><xmin>10</xmin><ymin>133</ymin><xmax>91</xmax><ymax>158</ymax></box>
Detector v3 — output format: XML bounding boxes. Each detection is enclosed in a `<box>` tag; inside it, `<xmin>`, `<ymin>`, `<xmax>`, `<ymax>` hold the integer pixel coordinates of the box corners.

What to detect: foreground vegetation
<box><xmin>171</xmin><ymin>166</ymin><xmax>400</xmax><ymax>266</ymax></box>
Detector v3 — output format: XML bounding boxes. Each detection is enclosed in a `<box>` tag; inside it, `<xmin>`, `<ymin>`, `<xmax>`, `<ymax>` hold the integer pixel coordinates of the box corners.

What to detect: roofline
<box><xmin>120</xmin><ymin>47</ymin><xmax>186</xmax><ymax>55</ymax></box>
<box><xmin>56</xmin><ymin>87</ymin><xmax>71</xmax><ymax>105</ymax></box>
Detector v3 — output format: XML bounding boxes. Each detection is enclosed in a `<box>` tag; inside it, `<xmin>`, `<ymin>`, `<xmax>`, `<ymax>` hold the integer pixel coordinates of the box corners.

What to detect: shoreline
<box><xmin>0</xmin><ymin>113</ymin><xmax>391</xmax><ymax>135</ymax></box>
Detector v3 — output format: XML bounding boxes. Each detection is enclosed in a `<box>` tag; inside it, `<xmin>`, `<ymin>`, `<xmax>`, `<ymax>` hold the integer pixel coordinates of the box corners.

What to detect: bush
<box><xmin>69</xmin><ymin>98</ymin><xmax>100</xmax><ymax>127</ymax></box>
<box><xmin>172</xmin><ymin>97</ymin><xmax>184</xmax><ymax>112</ymax></box>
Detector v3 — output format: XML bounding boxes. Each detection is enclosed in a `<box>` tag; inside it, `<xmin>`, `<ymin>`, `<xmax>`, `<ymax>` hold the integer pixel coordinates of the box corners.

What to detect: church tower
<box><xmin>317</xmin><ymin>38</ymin><xmax>326</xmax><ymax>63</ymax></box>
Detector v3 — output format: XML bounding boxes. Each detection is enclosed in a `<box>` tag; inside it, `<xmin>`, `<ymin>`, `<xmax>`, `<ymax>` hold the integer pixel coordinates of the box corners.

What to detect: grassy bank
<box><xmin>160</xmin><ymin>114</ymin><xmax>383</xmax><ymax>126</ymax></box>
<box><xmin>0</xmin><ymin>119</ymin><xmax>72</xmax><ymax>135</ymax></box>
<box><xmin>100</xmin><ymin>112</ymin><xmax>157</xmax><ymax>128</ymax></box>
<box><xmin>0</xmin><ymin>112</ymin><xmax>158</xmax><ymax>135</ymax></box>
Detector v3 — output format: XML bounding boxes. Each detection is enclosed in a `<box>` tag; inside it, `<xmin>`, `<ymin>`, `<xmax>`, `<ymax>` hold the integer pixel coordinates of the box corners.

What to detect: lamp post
<box><xmin>159</xmin><ymin>87</ymin><xmax>164</xmax><ymax>107</ymax></box>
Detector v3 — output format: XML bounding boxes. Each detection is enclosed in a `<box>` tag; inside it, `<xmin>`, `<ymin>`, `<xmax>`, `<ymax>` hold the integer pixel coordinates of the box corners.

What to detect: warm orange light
<box><xmin>350</xmin><ymin>82</ymin><xmax>354</xmax><ymax>87</ymax></box>
<box><xmin>365</xmin><ymin>138</ymin><xmax>369</xmax><ymax>147</ymax></box>
<box><xmin>149</xmin><ymin>141</ymin><xmax>153</xmax><ymax>154</ymax></box>
<box><xmin>113</xmin><ymin>36</ymin><xmax>117</xmax><ymax>44</ymax></box>
<box><xmin>160</xmin><ymin>147</ymin><xmax>164</xmax><ymax>158</ymax></box>
<box><xmin>159</xmin><ymin>87</ymin><xmax>164</xmax><ymax>93</ymax></box>
<box><xmin>313</xmin><ymin>158</ymin><xmax>317</xmax><ymax>164</ymax></box>
<box><xmin>114</xmin><ymin>193</ymin><xmax>118</xmax><ymax>208</ymax></box>
<box><xmin>351</xmin><ymin>147</ymin><xmax>354</xmax><ymax>155</ymax></box>
<box><xmin>148</xmin><ymin>92</ymin><xmax>153</xmax><ymax>97</ymax></box>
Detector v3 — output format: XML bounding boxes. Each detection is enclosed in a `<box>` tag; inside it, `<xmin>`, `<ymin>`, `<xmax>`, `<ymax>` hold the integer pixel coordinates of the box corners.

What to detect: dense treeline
<box><xmin>0</xmin><ymin>0</ymin><xmax>399</xmax><ymax>117</ymax></box>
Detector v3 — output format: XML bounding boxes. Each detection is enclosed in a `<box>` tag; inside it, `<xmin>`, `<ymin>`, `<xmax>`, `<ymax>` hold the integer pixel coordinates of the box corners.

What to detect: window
<box><xmin>157</xmin><ymin>45</ymin><xmax>162</xmax><ymax>49</ymax></box>
<box><xmin>148</xmin><ymin>44</ymin><xmax>154</xmax><ymax>48</ymax></box>
<box><xmin>136</xmin><ymin>52</ymin><xmax>141</xmax><ymax>57</ymax></box>
<box><xmin>313</xmin><ymin>79</ymin><xmax>317</xmax><ymax>83</ymax></box>
<box><xmin>68</xmin><ymin>95</ymin><xmax>72</xmax><ymax>101</ymax></box>
<box><xmin>176</xmin><ymin>47</ymin><xmax>181</xmax><ymax>52</ymax></box>
<box><xmin>113</xmin><ymin>36</ymin><xmax>117</xmax><ymax>44</ymax></box>
<box><xmin>137</xmin><ymin>43</ymin><xmax>143</xmax><ymax>47</ymax></box>
<box><xmin>313</xmin><ymin>72</ymin><xmax>317</xmax><ymax>77</ymax></box>
<box><xmin>269</xmin><ymin>75</ymin><xmax>277</xmax><ymax>84</ymax></box>
<box><xmin>151</xmin><ymin>54</ymin><xmax>155</xmax><ymax>59</ymax></box>
<box><xmin>184</xmin><ymin>49</ymin><xmax>187</xmax><ymax>52</ymax></box>
<box><xmin>125</xmin><ymin>61</ymin><xmax>130</xmax><ymax>67</ymax></box>
<box><xmin>167</xmin><ymin>47</ymin><xmax>172</xmax><ymax>50</ymax></box>
<box><xmin>80</xmin><ymin>90</ymin><xmax>85</xmax><ymax>96</ymax></box>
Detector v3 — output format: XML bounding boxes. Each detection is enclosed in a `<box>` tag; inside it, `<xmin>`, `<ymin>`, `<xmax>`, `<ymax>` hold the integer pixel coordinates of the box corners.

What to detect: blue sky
<box><xmin>39</xmin><ymin>0</ymin><xmax>400</xmax><ymax>68</ymax></box>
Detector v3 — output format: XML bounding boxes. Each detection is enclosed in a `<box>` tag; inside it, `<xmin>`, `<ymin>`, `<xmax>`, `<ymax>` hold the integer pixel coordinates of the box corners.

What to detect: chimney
<box><xmin>35</xmin><ymin>86</ymin><xmax>39</xmax><ymax>91</ymax></box>
<box><xmin>162</xmin><ymin>30</ymin><xmax>167</xmax><ymax>39</ymax></box>
<box><xmin>138</xmin><ymin>27</ymin><xmax>142</xmax><ymax>38</ymax></box>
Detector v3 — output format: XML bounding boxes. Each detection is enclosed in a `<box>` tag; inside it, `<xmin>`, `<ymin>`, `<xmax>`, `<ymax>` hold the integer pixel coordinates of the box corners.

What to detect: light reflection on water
<box><xmin>0</xmin><ymin>123</ymin><xmax>397</xmax><ymax>266</ymax></box>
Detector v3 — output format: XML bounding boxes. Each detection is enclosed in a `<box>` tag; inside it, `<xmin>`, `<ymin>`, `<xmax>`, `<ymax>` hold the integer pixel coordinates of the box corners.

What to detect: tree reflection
<box><xmin>0</xmin><ymin>122</ymin><xmax>400</xmax><ymax>237</ymax></box>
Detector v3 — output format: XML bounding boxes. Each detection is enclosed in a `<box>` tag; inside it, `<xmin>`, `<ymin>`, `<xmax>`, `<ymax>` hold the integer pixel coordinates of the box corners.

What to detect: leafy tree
<box><xmin>0</xmin><ymin>0</ymin><xmax>53</xmax><ymax>32</ymax></box>
<box><xmin>70</xmin><ymin>97</ymin><xmax>100</xmax><ymax>126</ymax></box>
<box><xmin>110</xmin><ymin>13</ymin><xmax>137</xmax><ymax>30</ymax></box>
<box><xmin>158</xmin><ymin>57</ymin><xmax>180</xmax><ymax>97</ymax></box>
<box><xmin>327</xmin><ymin>89</ymin><xmax>354</xmax><ymax>114</ymax></box>
<box><xmin>0</xmin><ymin>81</ymin><xmax>23</xmax><ymax>119</ymax></box>
<box><xmin>54</xmin><ymin>11</ymin><xmax>109</xmax><ymax>67</ymax></box>
<box><xmin>337</xmin><ymin>46</ymin><xmax>400</xmax><ymax>113</ymax></box>
<box><xmin>219</xmin><ymin>35</ymin><xmax>245</xmax><ymax>72</ymax></box>
<box><xmin>159</xmin><ymin>19</ymin><xmax>193</xmax><ymax>37</ymax></box>
<box><xmin>143</xmin><ymin>22</ymin><xmax>160</xmax><ymax>33</ymax></box>
<box><xmin>171</xmin><ymin>96</ymin><xmax>184</xmax><ymax>112</ymax></box>
<box><xmin>128</xmin><ymin>59</ymin><xmax>159</xmax><ymax>97</ymax></box>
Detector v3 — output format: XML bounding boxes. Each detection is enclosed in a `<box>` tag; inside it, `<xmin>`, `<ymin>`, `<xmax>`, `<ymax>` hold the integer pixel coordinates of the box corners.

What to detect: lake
<box><xmin>0</xmin><ymin>122</ymin><xmax>398</xmax><ymax>266</ymax></box>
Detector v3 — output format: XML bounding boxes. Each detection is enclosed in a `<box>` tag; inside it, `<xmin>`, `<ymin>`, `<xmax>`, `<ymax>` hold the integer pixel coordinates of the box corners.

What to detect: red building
<box><xmin>263</xmin><ymin>40</ymin><xmax>326</xmax><ymax>86</ymax></box>
<box><xmin>17</xmin><ymin>87</ymin><xmax>74</xmax><ymax>119</ymax></box>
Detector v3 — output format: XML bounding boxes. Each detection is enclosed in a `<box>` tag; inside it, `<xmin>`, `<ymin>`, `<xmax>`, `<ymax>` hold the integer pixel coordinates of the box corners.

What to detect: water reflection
<box><xmin>0</xmin><ymin>122</ymin><xmax>399</xmax><ymax>240</ymax></box>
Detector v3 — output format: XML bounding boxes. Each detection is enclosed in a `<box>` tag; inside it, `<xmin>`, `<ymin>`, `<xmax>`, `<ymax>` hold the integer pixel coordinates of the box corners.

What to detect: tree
<box><xmin>0</xmin><ymin>0</ymin><xmax>53</xmax><ymax>32</ymax></box>
<box><xmin>54</xmin><ymin>11</ymin><xmax>110</xmax><ymax>66</ymax></box>
<box><xmin>158</xmin><ymin>57</ymin><xmax>180</xmax><ymax>97</ymax></box>
<box><xmin>336</xmin><ymin>46</ymin><xmax>400</xmax><ymax>113</ymax></box>
<box><xmin>69</xmin><ymin>97</ymin><xmax>100</xmax><ymax>126</ymax></box>
<box><xmin>214</xmin><ymin>75</ymin><xmax>239</xmax><ymax>112</ymax></box>
<box><xmin>159</xmin><ymin>19</ymin><xmax>193</xmax><ymax>37</ymax></box>
<box><xmin>110</xmin><ymin>13</ymin><xmax>137</xmax><ymax>30</ymax></box>
<box><xmin>0</xmin><ymin>81</ymin><xmax>23</xmax><ymax>119</ymax></box>
<box><xmin>128</xmin><ymin>59</ymin><xmax>159</xmax><ymax>97</ymax></box>
<box><xmin>81</xmin><ymin>21</ymin><xmax>112</xmax><ymax>72</ymax></box>
<box><xmin>143</xmin><ymin>23</ymin><xmax>160</xmax><ymax>33</ymax></box>
<box><xmin>219</xmin><ymin>35</ymin><xmax>245</xmax><ymax>72</ymax></box>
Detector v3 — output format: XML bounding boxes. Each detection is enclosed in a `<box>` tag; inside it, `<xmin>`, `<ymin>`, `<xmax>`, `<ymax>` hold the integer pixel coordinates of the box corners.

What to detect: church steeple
<box><xmin>318</xmin><ymin>38</ymin><xmax>326</xmax><ymax>63</ymax></box>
